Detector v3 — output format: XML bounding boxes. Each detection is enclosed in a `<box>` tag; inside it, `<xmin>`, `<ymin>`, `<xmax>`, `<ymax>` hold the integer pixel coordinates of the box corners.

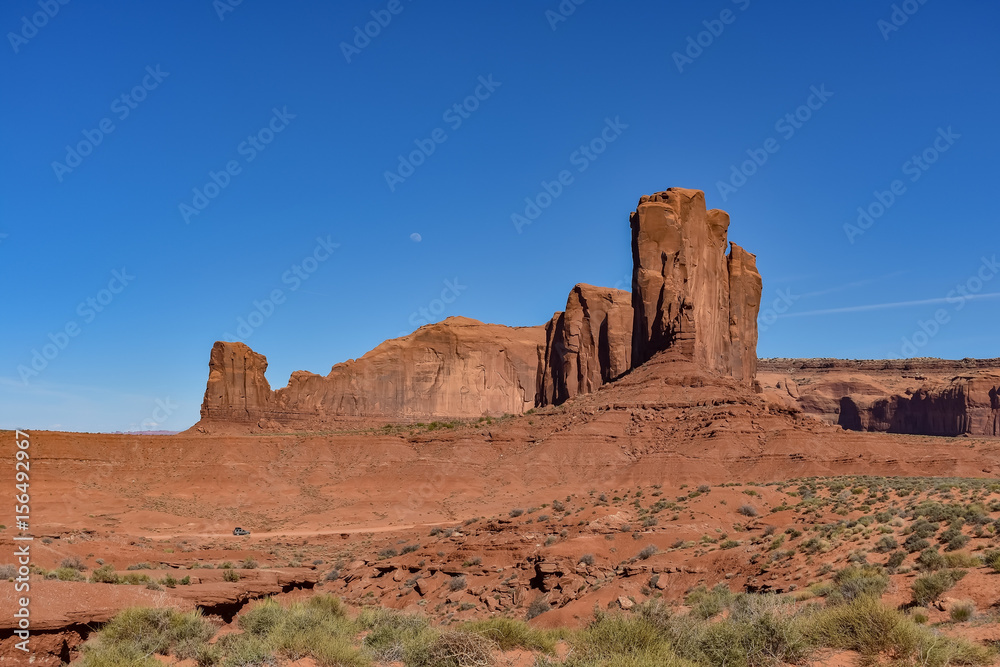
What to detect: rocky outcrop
<box><xmin>536</xmin><ymin>284</ymin><xmax>633</xmax><ymax>406</ymax></box>
<box><xmin>198</xmin><ymin>318</ymin><xmax>545</xmax><ymax>428</ymax></box>
<box><xmin>200</xmin><ymin>341</ymin><xmax>274</xmax><ymax>424</ymax></box>
<box><xmin>197</xmin><ymin>186</ymin><xmax>765</xmax><ymax>430</ymax></box>
<box><xmin>759</xmin><ymin>359</ymin><xmax>1000</xmax><ymax>437</ymax></box>
<box><xmin>630</xmin><ymin>188</ymin><xmax>761</xmax><ymax>383</ymax></box>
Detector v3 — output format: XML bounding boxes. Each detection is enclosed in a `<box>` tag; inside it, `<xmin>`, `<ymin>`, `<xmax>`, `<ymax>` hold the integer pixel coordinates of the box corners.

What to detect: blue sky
<box><xmin>2</xmin><ymin>1</ymin><xmax>998</xmax><ymax>432</ymax></box>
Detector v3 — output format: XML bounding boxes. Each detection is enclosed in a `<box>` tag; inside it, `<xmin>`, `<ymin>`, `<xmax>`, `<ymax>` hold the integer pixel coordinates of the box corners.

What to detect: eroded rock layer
<box><xmin>200</xmin><ymin>341</ymin><xmax>273</xmax><ymax>424</ymax></box>
<box><xmin>759</xmin><ymin>358</ymin><xmax>1000</xmax><ymax>437</ymax></box>
<box><xmin>536</xmin><ymin>284</ymin><xmax>633</xmax><ymax>406</ymax></box>
<box><xmin>630</xmin><ymin>188</ymin><xmax>762</xmax><ymax>383</ymax></box>
<box><xmin>200</xmin><ymin>318</ymin><xmax>545</xmax><ymax>429</ymax></box>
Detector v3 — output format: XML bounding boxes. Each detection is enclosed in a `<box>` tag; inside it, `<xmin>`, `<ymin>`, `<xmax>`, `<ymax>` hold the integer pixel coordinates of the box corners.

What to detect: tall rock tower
<box><xmin>630</xmin><ymin>187</ymin><xmax>762</xmax><ymax>384</ymax></box>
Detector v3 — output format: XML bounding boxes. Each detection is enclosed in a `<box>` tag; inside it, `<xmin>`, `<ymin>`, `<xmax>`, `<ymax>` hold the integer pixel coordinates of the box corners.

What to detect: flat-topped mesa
<box><xmin>200</xmin><ymin>341</ymin><xmax>273</xmax><ymax>424</ymax></box>
<box><xmin>630</xmin><ymin>188</ymin><xmax>762</xmax><ymax>384</ymax></box>
<box><xmin>536</xmin><ymin>284</ymin><xmax>633</xmax><ymax>407</ymax></box>
<box><xmin>273</xmin><ymin>316</ymin><xmax>544</xmax><ymax>421</ymax></box>
<box><xmin>196</xmin><ymin>317</ymin><xmax>546</xmax><ymax>430</ymax></box>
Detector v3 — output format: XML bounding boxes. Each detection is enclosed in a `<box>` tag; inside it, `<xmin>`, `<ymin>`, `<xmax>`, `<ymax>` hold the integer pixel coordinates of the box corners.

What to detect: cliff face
<box><xmin>630</xmin><ymin>188</ymin><xmax>761</xmax><ymax>384</ymax></box>
<box><xmin>195</xmin><ymin>186</ymin><xmax>765</xmax><ymax>431</ymax></box>
<box><xmin>200</xmin><ymin>318</ymin><xmax>545</xmax><ymax>429</ymax></box>
<box><xmin>759</xmin><ymin>359</ymin><xmax>1000</xmax><ymax>437</ymax></box>
<box><xmin>536</xmin><ymin>284</ymin><xmax>633</xmax><ymax>406</ymax></box>
<box><xmin>200</xmin><ymin>341</ymin><xmax>273</xmax><ymax>424</ymax></box>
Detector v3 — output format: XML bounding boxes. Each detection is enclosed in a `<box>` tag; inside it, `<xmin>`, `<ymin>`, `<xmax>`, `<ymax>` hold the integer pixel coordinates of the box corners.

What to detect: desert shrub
<box><xmin>886</xmin><ymin>550</ymin><xmax>907</xmax><ymax>570</ymax></box>
<box><xmin>223</xmin><ymin>569</ymin><xmax>240</xmax><ymax>583</ymax></box>
<box><xmin>912</xmin><ymin>569</ymin><xmax>967</xmax><ymax>606</ymax></box>
<box><xmin>464</xmin><ymin>617</ymin><xmax>555</xmax><ymax>653</ymax></box>
<box><xmin>126</xmin><ymin>562</ymin><xmax>152</xmax><ymax>570</ymax></box>
<box><xmin>325</xmin><ymin>569</ymin><xmax>340</xmax><ymax>581</ymax></box>
<box><xmin>377</xmin><ymin>547</ymin><xmax>398</xmax><ymax>559</ymax></box>
<box><xmin>54</xmin><ymin>567</ymin><xmax>85</xmax><ymax>581</ymax></box>
<box><xmin>120</xmin><ymin>573</ymin><xmax>152</xmax><ymax>585</ymax></box>
<box><xmin>449</xmin><ymin>575</ymin><xmax>467</xmax><ymax>592</ymax></box>
<box><xmin>359</xmin><ymin>607</ymin><xmax>434</xmax><ymax>664</ymax></box>
<box><xmin>904</xmin><ymin>534</ymin><xmax>931</xmax><ymax>553</ymax></box>
<box><xmin>0</xmin><ymin>564</ymin><xmax>16</xmax><ymax>579</ymax></box>
<box><xmin>686</xmin><ymin>583</ymin><xmax>735</xmax><ymax>619</ymax></box>
<box><xmin>526</xmin><ymin>596</ymin><xmax>551</xmax><ymax>620</ymax></box>
<box><xmin>950</xmin><ymin>601</ymin><xmax>975</xmax><ymax>622</ymax></box>
<box><xmin>982</xmin><ymin>549</ymin><xmax>1000</xmax><ymax>571</ymax></box>
<box><xmin>636</xmin><ymin>545</ymin><xmax>657</xmax><ymax>560</ymax></box>
<box><xmin>426</xmin><ymin>630</ymin><xmax>497</xmax><ymax>667</ymax></box>
<box><xmin>873</xmin><ymin>535</ymin><xmax>898</xmax><ymax>553</ymax></box>
<box><xmin>943</xmin><ymin>552</ymin><xmax>981</xmax><ymax>569</ymax></box>
<box><xmin>916</xmin><ymin>548</ymin><xmax>946</xmax><ymax>571</ymax></box>
<box><xmin>738</xmin><ymin>504</ymin><xmax>759</xmax><ymax>517</ymax></box>
<box><xmin>509</xmin><ymin>508</ymin><xmax>525</xmax><ymax>518</ymax></box>
<box><xmin>240</xmin><ymin>558</ymin><xmax>258</xmax><ymax>569</ymax></box>
<box><xmin>829</xmin><ymin>565</ymin><xmax>889</xmax><ymax>604</ymax></box>
<box><xmin>61</xmin><ymin>555</ymin><xmax>87</xmax><ymax>571</ymax></box>
<box><xmin>90</xmin><ymin>564</ymin><xmax>120</xmax><ymax>584</ymax></box>
<box><xmin>568</xmin><ymin>613</ymin><xmax>685</xmax><ymax>666</ymax></box>
<box><xmin>81</xmin><ymin>607</ymin><xmax>216</xmax><ymax>666</ymax></box>
<box><xmin>579</xmin><ymin>553</ymin><xmax>595</xmax><ymax>566</ymax></box>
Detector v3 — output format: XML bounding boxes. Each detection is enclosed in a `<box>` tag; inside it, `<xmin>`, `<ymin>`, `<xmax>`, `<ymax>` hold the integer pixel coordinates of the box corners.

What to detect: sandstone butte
<box><xmin>194</xmin><ymin>186</ymin><xmax>1000</xmax><ymax>439</ymax></box>
<box><xmin>195</xmin><ymin>187</ymin><xmax>765</xmax><ymax>433</ymax></box>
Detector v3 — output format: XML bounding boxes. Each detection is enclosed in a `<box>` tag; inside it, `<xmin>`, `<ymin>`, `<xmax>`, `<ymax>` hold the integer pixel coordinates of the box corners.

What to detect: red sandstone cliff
<box><xmin>759</xmin><ymin>358</ymin><xmax>1000</xmax><ymax>437</ymax></box>
<box><xmin>536</xmin><ymin>284</ymin><xmax>633</xmax><ymax>406</ymax></box>
<box><xmin>196</xmin><ymin>186</ymin><xmax>765</xmax><ymax>431</ymax></box>
<box><xmin>630</xmin><ymin>188</ymin><xmax>762</xmax><ymax>383</ymax></box>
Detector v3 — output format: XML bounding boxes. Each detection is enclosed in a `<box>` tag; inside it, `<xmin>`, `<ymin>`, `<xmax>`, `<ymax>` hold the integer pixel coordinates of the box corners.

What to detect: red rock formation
<box><xmin>198</xmin><ymin>318</ymin><xmax>545</xmax><ymax>429</ymax></box>
<box><xmin>536</xmin><ymin>284</ymin><xmax>633</xmax><ymax>406</ymax></box>
<box><xmin>630</xmin><ymin>188</ymin><xmax>761</xmax><ymax>383</ymax></box>
<box><xmin>759</xmin><ymin>359</ymin><xmax>1000</xmax><ymax>437</ymax></box>
<box><xmin>200</xmin><ymin>341</ymin><xmax>273</xmax><ymax>424</ymax></box>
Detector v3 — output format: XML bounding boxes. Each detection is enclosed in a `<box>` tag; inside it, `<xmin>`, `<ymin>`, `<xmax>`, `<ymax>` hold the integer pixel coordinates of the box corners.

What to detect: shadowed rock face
<box><xmin>759</xmin><ymin>359</ymin><xmax>1000</xmax><ymax>437</ymax></box>
<box><xmin>840</xmin><ymin>375</ymin><xmax>1000</xmax><ymax>437</ymax></box>
<box><xmin>536</xmin><ymin>284</ymin><xmax>633</xmax><ymax>406</ymax></box>
<box><xmin>630</xmin><ymin>188</ymin><xmax>762</xmax><ymax>383</ymax></box>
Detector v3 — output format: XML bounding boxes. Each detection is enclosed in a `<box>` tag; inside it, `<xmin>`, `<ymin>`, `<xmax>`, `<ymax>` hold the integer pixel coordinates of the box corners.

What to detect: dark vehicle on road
<box><xmin>233</xmin><ymin>527</ymin><xmax>250</xmax><ymax>536</ymax></box>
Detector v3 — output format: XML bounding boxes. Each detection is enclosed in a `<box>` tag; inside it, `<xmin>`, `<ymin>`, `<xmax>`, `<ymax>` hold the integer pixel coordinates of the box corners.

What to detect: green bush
<box><xmin>686</xmin><ymin>583</ymin><xmax>735</xmax><ymax>619</ymax></box>
<box><xmin>912</xmin><ymin>569</ymin><xmax>967</xmax><ymax>606</ymax></box>
<box><xmin>829</xmin><ymin>565</ymin><xmax>889</xmax><ymax>603</ymax></box>
<box><xmin>81</xmin><ymin>607</ymin><xmax>216</xmax><ymax>666</ymax></box>
<box><xmin>464</xmin><ymin>617</ymin><xmax>556</xmax><ymax>653</ymax></box>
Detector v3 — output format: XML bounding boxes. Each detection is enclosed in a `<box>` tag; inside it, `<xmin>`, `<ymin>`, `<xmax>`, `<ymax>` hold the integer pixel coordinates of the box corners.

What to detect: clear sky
<box><xmin>2</xmin><ymin>1</ymin><xmax>998</xmax><ymax>433</ymax></box>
